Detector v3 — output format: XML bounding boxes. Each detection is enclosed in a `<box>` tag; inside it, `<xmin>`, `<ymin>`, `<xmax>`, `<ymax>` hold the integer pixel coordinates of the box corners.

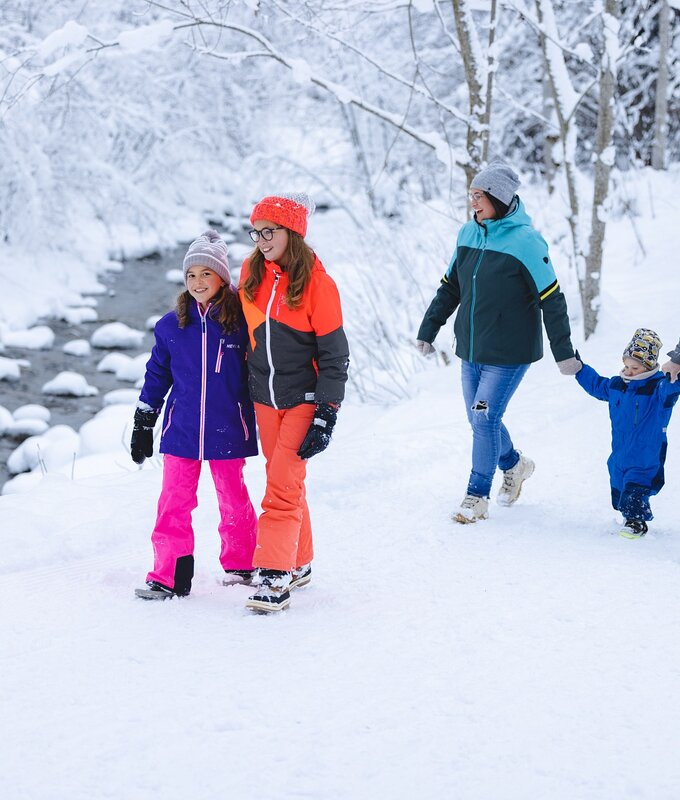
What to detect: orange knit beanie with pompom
<box><xmin>250</xmin><ymin>192</ymin><xmax>316</xmax><ymax>237</ymax></box>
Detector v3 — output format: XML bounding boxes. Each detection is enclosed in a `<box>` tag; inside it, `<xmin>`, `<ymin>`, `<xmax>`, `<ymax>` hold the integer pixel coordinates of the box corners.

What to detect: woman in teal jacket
<box><xmin>417</xmin><ymin>161</ymin><xmax>578</xmax><ymax>523</ymax></box>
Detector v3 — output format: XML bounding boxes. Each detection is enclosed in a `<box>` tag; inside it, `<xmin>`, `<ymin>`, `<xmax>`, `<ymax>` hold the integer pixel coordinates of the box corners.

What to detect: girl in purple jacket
<box><xmin>133</xmin><ymin>231</ymin><xmax>259</xmax><ymax>600</ymax></box>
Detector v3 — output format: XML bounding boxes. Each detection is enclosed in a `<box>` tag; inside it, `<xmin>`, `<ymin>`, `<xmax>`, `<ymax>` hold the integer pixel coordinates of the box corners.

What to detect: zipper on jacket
<box><xmin>265</xmin><ymin>272</ymin><xmax>280</xmax><ymax>409</ymax></box>
<box><xmin>469</xmin><ymin>233</ymin><xmax>487</xmax><ymax>362</ymax></box>
<box><xmin>238</xmin><ymin>401</ymin><xmax>250</xmax><ymax>441</ymax></box>
<box><xmin>161</xmin><ymin>400</ymin><xmax>176</xmax><ymax>437</ymax></box>
<box><xmin>215</xmin><ymin>338</ymin><xmax>224</xmax><ymax>373</ymax></box>
<box><xmin>198</xmin><ymin>303</ymin><xmax>209</xmax><ymax>460</ymax></box>
<box><xmin>634</xmin><ymin>400</ymin><xmax>639</xmax><ymax>425</ymax></box>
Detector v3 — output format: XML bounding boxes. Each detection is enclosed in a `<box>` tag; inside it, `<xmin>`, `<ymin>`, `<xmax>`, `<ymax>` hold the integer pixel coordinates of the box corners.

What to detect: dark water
<box><xmin>0</xmin><ymin>245</ymin><xmax>191</xmax><ymax>488</ymax></box>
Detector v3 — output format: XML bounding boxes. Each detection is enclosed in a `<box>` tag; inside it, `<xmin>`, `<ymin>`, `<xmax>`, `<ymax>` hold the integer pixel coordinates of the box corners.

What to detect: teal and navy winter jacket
<box><xmin>576</xmin><ymin>363</ymin><xmax>680</xmax><ymax>493</ymax></box>
<box><xmin>417</xmin><ymin>197</ymin><xmax>574</xmax><ymax>365</ymax></box>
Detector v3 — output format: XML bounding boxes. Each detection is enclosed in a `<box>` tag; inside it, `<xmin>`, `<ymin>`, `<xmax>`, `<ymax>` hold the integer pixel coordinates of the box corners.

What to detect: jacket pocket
<box><xmin>215</xmin><ymin>339</ymin><xmax>224</xmax><ymax>373</ymax></box>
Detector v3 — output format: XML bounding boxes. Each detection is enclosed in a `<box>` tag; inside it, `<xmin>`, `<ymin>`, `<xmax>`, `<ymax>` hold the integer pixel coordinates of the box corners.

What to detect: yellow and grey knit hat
<box><xmin>622</xmin><ymin>328</ymin><xmax>662</xmax><ymax>370</ymax></box>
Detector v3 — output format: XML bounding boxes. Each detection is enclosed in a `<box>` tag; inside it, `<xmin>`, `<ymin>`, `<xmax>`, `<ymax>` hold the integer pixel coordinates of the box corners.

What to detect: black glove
<box><xmin>130</xmin><ymin>408</ymin><xmax>159</xmax><ymax>465</ymax></box>
<box><xmin>297</xmin><ymin>403</ymin><xmax>338</xmax><ymax>460</ymax></box>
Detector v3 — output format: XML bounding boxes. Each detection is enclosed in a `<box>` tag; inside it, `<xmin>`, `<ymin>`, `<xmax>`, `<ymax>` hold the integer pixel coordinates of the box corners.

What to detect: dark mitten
<box><xmin>297</xmin><ymin>403</ymin><xmax>338</xmax><ymax>460</ymax></box>
<box><xmin>130</xmin><ymin>407</ymin><xmax>159</xmax><ymax>465</ymax></box>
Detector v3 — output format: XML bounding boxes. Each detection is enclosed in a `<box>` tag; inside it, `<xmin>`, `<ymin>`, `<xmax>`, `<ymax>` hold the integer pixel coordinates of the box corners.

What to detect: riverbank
<box><xmin>0</xmin><ymin>240</ymin><xmax>226</xmax><ymax>488</ymax></box>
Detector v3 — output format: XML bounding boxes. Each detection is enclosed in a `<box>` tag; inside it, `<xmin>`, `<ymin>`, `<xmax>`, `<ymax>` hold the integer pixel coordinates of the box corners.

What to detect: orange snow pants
<box><xmin>253</xmin><ymin>402</ymin><xmax>315</xmax><ymax>571</ymax></box>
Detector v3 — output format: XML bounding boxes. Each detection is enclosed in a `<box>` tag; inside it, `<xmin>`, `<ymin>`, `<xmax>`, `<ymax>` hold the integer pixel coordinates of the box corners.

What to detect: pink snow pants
<box><xmin>146</xmin><ymin>454</ymin><xmax>258</xmax><ymax>591</ymax></box>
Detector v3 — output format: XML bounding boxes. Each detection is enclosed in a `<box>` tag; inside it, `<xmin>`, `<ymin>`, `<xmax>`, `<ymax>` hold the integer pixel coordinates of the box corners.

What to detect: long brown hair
<box><xmin>241</xmin><ymin>231</ymin><xmax>315</xmax><ymax>309</ymax></box>
<box><xmin>175</xmin><ymin>285</ymin><xmax>241</xmax><ymax>333</ymax></box>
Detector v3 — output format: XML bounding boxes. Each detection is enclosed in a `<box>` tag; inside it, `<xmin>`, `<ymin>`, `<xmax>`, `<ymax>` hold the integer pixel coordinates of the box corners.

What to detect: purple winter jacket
<box><xmin>138</xmin><ymin>300</ymin><xmax>258</xmax><ymax>461</ymax></box>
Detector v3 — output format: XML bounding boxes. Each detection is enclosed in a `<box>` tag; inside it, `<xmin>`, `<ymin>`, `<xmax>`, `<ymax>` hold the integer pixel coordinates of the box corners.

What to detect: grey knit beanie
<box><xmin>182</xmin><ymin>230</ymin><xmax>231</xmax><ymax>286</ymax></box>
<box><xmin>470</xmin><ymin>161</ymin><xmax>521</xmax><ymax>206</ymax></box>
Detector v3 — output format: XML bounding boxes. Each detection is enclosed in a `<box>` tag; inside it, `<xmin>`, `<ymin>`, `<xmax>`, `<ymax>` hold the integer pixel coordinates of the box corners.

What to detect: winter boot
<box><xmin>290</xmin><ymin>563</ymin><xmax>312</xmax><ymax>591</ymax></box>
<box><xmin>245</xmin><ymin>569</ymin><xmax>291</xmax><ymax>613</ymax></box>
<box><xmin>222</xmin><ymin>569</ymin><xmax>256</xmax><ymax>586</ymax></box>
<box><xmin>497</xmin><ymin>454</ymin><xmax>535</xmax><ymax>506</ymax></box>
<box><xmin>453</xmin><ymin>494</ymin><xmax>489</xmax><ymax>524</ymax></box>
<box><xmin>134</xmin><ymin>580</ymin><xmax>183</xmax><ymax>601</ymax></box>
<box><xmin>619</xmin><ymin>519</ymin><xmax>648</xmax><ymax>539</ymax></box>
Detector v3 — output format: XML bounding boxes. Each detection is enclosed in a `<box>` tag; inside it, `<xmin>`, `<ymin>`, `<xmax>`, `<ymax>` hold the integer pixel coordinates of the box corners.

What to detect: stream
<box><xmin>0</xmin><ymin>231</ymin><xmax>249</xmax><ymax>490</ymax></box>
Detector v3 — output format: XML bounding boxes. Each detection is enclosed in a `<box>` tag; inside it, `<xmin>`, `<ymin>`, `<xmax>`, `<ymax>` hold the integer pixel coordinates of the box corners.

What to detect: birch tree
<box><xmin>651</xmin><ymin>0</ymin><xmax>670</xmax><ymax>170</ymax></box>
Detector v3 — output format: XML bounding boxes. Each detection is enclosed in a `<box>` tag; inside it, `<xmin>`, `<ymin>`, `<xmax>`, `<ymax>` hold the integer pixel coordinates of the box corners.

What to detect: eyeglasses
<box><xmin>248</xmin><ymin>226</ymin><xmax>284</xmax><ymax>242</ymax></box>
<box><xmin>468</xmin><ymin>191</ymin><xmax>486</xmax><ymax>204</ymax></box>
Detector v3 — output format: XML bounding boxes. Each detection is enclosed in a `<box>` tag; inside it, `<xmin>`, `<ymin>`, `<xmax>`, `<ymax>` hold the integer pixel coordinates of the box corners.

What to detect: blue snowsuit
<box><xmin>576</xmin><ymin>363</ymin><xmax>680</xmax><ymax>520</ymax></box>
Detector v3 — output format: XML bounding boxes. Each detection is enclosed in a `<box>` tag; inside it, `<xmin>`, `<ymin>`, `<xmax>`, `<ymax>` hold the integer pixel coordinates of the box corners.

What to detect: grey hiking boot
<box><xmin>497</xmin><ymin>454</ymin><xmax>535</xmax><ymax>506</ymax></box>
<box><xmin>245</xmin><ymin>569</ymin><xmax>291</xmax><ymax>613</ymax></box>
<box><xmin>453</xmin><ymin>494</ymin><xmax>489</xmax><ymax>524</ymax></box>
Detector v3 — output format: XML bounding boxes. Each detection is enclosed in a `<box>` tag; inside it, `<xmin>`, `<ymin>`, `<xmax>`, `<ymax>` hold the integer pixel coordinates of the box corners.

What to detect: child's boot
<box><xmin>290</xmin><ymin>563</ymin><xmax>312</xmax><ymax>590</ymax></box>
<box><xmin>619</xmin><ymin>519</ymin><xmax>648</xmax><ymax>539</ymax></box>
<box><xmin>245</xmin><ymin>569</ymin><xmax>291</xmax><ymax>613</ymax></box>
<box><xmin>222</xmin><ymin>569</ymin><xmax>256</xmax><ymax>586</ymax></box>
<box><xmin>497</xmin><ymin>453</ymin><xmax>535</xmax><ymax>506</ymax></box>
<box><xmin>135</xmin><ymin>580</ymin><xmax>183</xmax><ymax>600</ymax></box>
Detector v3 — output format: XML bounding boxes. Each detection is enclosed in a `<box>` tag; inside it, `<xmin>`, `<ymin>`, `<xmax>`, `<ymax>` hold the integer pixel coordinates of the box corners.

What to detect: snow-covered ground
<box><xmin>1</xmin><ymin>168</ymin><xmax>680</xmax><ymax>798</ymax></box>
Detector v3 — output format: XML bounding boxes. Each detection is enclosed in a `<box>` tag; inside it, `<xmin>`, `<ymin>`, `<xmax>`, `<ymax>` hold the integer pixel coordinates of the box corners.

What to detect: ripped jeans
<box><xmin>461</xmin><ymin>360</ymin><xmax>530</xmax><ymax>498</ymax></box>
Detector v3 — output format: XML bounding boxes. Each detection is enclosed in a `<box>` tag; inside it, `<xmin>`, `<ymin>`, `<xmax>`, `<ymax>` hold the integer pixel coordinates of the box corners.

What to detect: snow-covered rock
<box><xmin>5</xmin><ymin>418</ymin><xmax>50</xmax><ymax>437</ymax></box>
<box><xmin>42</xmin><ymin>371</ymin><xmax>99</xmax><ymax>397</ymax></box>
<box><xmin>0</xmin><ymin>356</ymin><xmax>29</xmax><ymax>382</ymax></box>
<box><xmin>2</xmin><ymin>326</ymin><xmax>55</xmax><ymax>350</ymax></box>
<box><xmin>7</xmin><ymin>425</ymin><xmax>80</xmax><ymax>474</ymax></box>
<box><xmin>63</xmin><ymin>339</ymin><xmax>91</xmax><ymax>357</ymax></box>
<box><xmin>90</xmin><ymin>322</ymin><xmax>145</xmax><ymax>349</ymax></box>
<box><xmin>103</xmin><ymin>389</ymin><xmax>139</xmax><ymax>406</ymax></box>
<box><xmin>13</xmin><ymin>404</ymin><xmax>51</xmax><ymax>423</ymax></box>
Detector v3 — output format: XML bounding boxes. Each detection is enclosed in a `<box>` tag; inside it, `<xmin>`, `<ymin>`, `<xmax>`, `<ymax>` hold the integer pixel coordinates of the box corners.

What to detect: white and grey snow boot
<box><xmin>134</xmin><ymin>580</ymin><xmax>182</xmax><ymax>601</ymax></box>
<box><xmin>290</xmin><ymin>563</ymin><xmax>312</xmax><ymax>591</ymax></box>
<box><xmin>497</xmin><ymin>453</ymin><xmax>535</xmax><ymax>506</ymax></box>
<box><xmin>619</xmin><ymin>519</ymin><xmax>648</xmax><ymax>539</ymax></box>
<box><xmin>222</xmin><ymin>569</ymin><xmax>256</xmax><ymax>586</ymax></box>
<box><xmin>245</xmin><ymin>569</ymin><xmax>291</xmax><ymax>613</ymax></box>
<box><xmin>453</xmin><ymin>494</ymin><xmax>489</xmax><ymax>524</ymax></box>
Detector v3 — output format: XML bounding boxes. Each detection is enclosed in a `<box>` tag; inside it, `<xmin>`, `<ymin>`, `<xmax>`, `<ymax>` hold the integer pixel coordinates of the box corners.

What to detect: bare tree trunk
<box><xmin>451</xmin><ymin>0</ymin><xmax>485</xmax><ymax>184</ymax></box>
<box><xmin>536</xmin><ymin>0</ymin><xmax>585</xmax><ymax>300</ymax></box>
<box><xmin>535</xmin><ymin>0</ymin><xmax>583</xmax><ymax>289</ymax></box>
<box><xmin>651</xmin><ymin>0</ymin><xmax>670</xmax><ymax>170</ymax></box>
<box><xmin>583</xmin><ymin>0</ymin><xmax>619</xmax><ymax>338</ymax></box>
<box><xmin>481</xmin><ymin>0</ymin><xmax>498</xmax><ymax>163</ymax></box>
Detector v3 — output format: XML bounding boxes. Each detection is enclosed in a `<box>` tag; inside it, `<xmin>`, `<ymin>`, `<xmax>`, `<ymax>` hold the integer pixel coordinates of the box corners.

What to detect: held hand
<box><xmin>661</xmin><ymin>360</ymin><xmax>680</xmax><ymax>383</ymax></box>
<box><xmin>297</xmin><ymin>403</ymin><xmax>338</xmax><ymax>460</ymax></box>
<box><xmin>130</xmin><ymin>408</ymin><xmax>159</xmax><ymax>465</ymax></box>
<box><xmin>416</xmin><ymin>340</ymin><xmax>435</xmax><ymax>356</ymax></box>
<box><xmin>557</xmin><ymin>357</ymin><xmax>582</xmax><ymax>376</ymax></box>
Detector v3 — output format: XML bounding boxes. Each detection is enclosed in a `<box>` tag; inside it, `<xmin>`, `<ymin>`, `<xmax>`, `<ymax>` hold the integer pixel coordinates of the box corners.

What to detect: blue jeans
<box><xmin>461</xmin><ymin>360</ymin><xmax>530</xmax><ymax>498</ymax></box>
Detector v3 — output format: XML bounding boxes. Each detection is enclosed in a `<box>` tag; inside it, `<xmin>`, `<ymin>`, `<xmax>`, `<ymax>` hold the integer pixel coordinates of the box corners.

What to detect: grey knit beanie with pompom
<box><xmin>182</xmin><ymin>230</ymin><xmax>231</xmax><ymax>286</ymax></box>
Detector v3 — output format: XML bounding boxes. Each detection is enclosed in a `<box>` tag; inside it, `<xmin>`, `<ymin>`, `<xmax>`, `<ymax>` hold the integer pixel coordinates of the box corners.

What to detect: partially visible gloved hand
<box><xmin>661</xmin><ymin>359</ymin><xmax>680</xmax><ymax>383</ymax></box>
<box><xmin>130</xmin><ymin>407</ymin><xmax>159</xmax><ymax>464</ymax></box>
<box><xmin>557</xmin><ymin>356</ymin><xmax>583</xmax><ymax>376</ymax></box>
<box><xmin>416</xmin><ymin>339</ymin><xmax>435</xmax><ymax>356</ymax></box>
<box><xmin>297</xmin><ymin>403</ymin><xmax>338</xmax><ymax>460</ymax></box>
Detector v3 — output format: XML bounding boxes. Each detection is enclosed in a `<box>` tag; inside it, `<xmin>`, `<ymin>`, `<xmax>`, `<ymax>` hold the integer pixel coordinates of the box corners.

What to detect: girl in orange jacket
<box><xmin>239</xmin><ymin>193</ymin><xmax>349</xmax><ymax>613</ymax></box>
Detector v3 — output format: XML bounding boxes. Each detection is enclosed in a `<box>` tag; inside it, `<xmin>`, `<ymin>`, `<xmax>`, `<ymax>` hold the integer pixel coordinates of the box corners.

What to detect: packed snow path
<box><xmin>1</xmin><ymin>364</ymin><xmax>679</xmax><ymax>799</ymax></box>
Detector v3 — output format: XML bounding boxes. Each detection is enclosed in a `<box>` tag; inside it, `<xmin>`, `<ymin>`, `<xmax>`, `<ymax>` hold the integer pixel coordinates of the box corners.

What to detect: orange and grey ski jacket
<box><xmin>239</xmin><ymin>255</ymin><xmax>350</xmax><ymax>409</ymax></box>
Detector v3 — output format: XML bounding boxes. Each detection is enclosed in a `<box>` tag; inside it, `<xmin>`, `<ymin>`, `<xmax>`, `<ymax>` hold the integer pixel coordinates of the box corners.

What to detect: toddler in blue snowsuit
<box><xmin>574</xmin><ymin>328</ymin><xmax>680</xmax><ymax>538</ymax></box>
